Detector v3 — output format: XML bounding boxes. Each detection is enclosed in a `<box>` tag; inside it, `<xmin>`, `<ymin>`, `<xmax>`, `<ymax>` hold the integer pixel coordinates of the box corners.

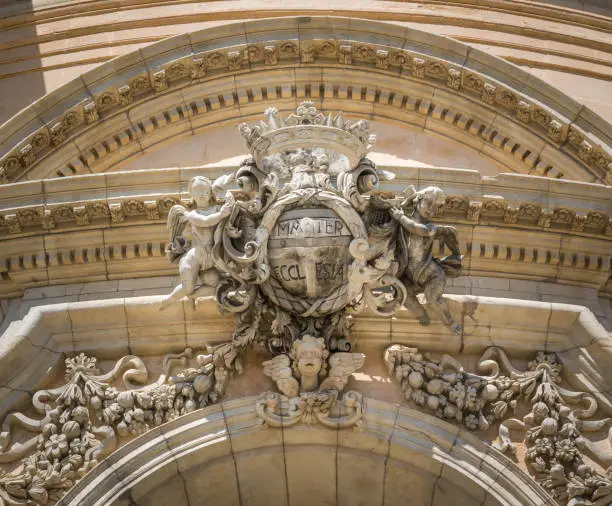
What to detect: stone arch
<box><xmin>58</xmin><ymin>396</ymin><xmax>552</xmax><ymax>506</ymax></box>
<box><xmin>0</xmin><ymin>17</ymin><xmax>610</xmax><ymax>185</ymax></box>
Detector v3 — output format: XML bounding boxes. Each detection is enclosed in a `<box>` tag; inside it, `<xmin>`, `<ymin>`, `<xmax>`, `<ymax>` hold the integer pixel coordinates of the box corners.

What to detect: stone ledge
<box><xmin>0</xmin><ymin>295</ymin><xmax>610</xmax><ymax>419</ymax></box>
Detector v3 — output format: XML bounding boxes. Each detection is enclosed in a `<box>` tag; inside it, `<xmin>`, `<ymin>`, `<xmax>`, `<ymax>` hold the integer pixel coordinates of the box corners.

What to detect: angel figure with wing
<box><xmin>160</xmin><ymin>176</ymin><xmax>233</xmax><ymax>310</ymax></box>
<box><xmin>390</xmin><ymin>185</ymin><xmax>463</xmax><ymax>334</ymax></box>
<box><xmin>262</xmin><ymin>334</ymin><xmax>365</xmax><ymax>396</ymax></box>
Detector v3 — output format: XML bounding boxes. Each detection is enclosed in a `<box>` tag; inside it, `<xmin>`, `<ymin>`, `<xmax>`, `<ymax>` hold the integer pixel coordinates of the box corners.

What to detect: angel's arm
<box><xmin>187</xmin><ymin>204</ymin><xmax>232</xmax><ymax>228</ymax></box>
<box><xmin>390</xmin><ymin>209</ymin><xmax>436</xmax><ymax>237</ymax></box>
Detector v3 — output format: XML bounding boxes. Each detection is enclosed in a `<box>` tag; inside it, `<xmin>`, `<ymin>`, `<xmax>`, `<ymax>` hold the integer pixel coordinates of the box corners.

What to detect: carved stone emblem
<box><xmin>158</xmin><ymin>101</ymin><xmax>463</xmax><ymax>372</ymax></box>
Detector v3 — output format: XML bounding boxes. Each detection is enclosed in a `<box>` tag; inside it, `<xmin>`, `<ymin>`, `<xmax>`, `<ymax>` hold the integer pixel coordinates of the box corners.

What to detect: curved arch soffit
<box><xmin>0</xmin><ymin>17</ymin><xmax>610</xmax><ymax>184</ymax></box>
<box><xmin>58</xmin><ymin>396</ymin><xmax>553</xmax><ymax>506</ymax></box>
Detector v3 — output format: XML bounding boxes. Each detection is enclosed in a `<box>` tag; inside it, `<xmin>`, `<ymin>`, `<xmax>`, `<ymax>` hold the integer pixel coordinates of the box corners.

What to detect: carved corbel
<box><xmin>605</xmin><ymin>217</ymin><xmax>612</xmax><ymax>236</ymax></box>
<box><xmin>191</xmin><ymin>57</ymin><xmax>206</xmax><ymax>79</ymax></box>
<box><xmin>40</xmin><ymin>209</ymin><xmax>56</xmax><ymax>230</ymax></box>
<box><xmin>152</xmin><ymin>70</ymin><xmax>168</xmax><ymax>92</ymax></box>
<box><xmin>503</xmin><ymin>205</ymin><xmax>519</xmax><ymax>224</ymax></box>
<box><xmin>447</xmin><ymin>68</ymin><xmax>461</xmax><ymax>90</ymax></box>
<box><xmin>466</xmin><ymin>201</ymin><xmax>482</xmax><ymax>222</ymax></box>
<box><xmin>83</xmin><ymin>101</ymin><xmax>99</xmax><ymax>124</ymax></box>
<box><xmin>4</xmin><ymin>214</ymin><xmax>22</xmax><ymax>233</ymax></box>
<box><xmin>482</xmin><ymin>82</ymin><xmax>497</xmax><ymax>105</ymax></box>
<box><xmin>517</xmin><ymin>100</ymin><xmax>531</xmax><ymax>122</ymax></box>
<box><xmin>73</xmin><ymin>206</ymin><xmax>90</xmax><ymax>226</ymax></box>
<box><xmin>412</xmin><ymin>58</ymin><xmax>425</xmax><ymax>79</ymax></box>
<box><xmin>109</xmin><ymin>203</ymin><xmax>125</xmax><ymax>223</ymax></box>
<box><xmin>49</xmin><ymin>122</ymin><xmax>65</xmax><ymax>146</ymax></box>
<box><xmin>144</xmin><ymin>200</ymin><xmax>161</xmax><ymax>220</ymax></box>
<box><xmin>571</xmin><ymin>214</ymin><xmax>588</xmax><ymax>232</ymax></box>
<box><xmin>300</xmin><ymin>43</ymin><xmax>314</xmax><ymax>64</ymax></box>
<box><xmin>578</xmin><ymin>140</ymin><xmax>593</xmax><ymax>162</ymax></box>
<box><xmin>548</xmin><ymin>120</ymin><xmax>565</xmax><ymax>143</ymax></box>
<box><xmin>227</xmin><ymin>51</ymin><xmax>243</xmax><ymax>70</ymax></box>
<box><xmin>338</xmin><ymin>44</ymin><xmax>352</xmax><ymax>65</ymax></box>
<box><xmin>264</xmin><ymin>45</ymin><xmax>278</xmax><ymax>65</ymax></box>
<box><xmin>118</xmin><ymin>85</ymin><xmax>133</xmax><ymax>106</ymax></box>
<box><xmin>19</xmin><ymin>144</ymin><xmax>35</xmax><ymax>167</ymax></box>
<box><xmin>537</xmin><ymin>208</ymin><xmax>554</xmax><ymax>228</ymax></box>
<box><xmin>375</xmin><ymin>49</ymin><xmax>389</xmax><ymax>70</ymax></box>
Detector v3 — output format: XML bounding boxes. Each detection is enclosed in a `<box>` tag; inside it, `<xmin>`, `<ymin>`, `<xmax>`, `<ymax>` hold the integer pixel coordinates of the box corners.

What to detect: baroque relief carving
<box><xmin>0</xmin><ymin>348</ymin><xmax>237</xmax><ymax>505</ymax></box>
<box><xmin>1</xmin><ymin>36</ymin><xmax>610</xmax><ymax>184</ymax></box>
<box><xmin>257</xmin><ymin>335</ymin><xmax>366</xmax><ymax>428</ymax></box>
<box><xmin>385</xmin><ymin>345</ymin><xmax>612</xmax><ymax>505</ymax></box>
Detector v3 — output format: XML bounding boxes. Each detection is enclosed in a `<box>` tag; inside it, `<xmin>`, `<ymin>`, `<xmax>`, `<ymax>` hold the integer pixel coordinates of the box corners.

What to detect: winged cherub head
<box><xmin>291</xmin><ymin>335</ymin><xmax>329</xmax><ymax>392</ymax></box>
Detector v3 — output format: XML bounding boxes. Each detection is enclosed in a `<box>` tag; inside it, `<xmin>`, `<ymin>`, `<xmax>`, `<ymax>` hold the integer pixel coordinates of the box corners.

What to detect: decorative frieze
<box><xmin>1</xmin><ymin>37</ymin><xmax>610</xmax><ymax>185</ymax></box>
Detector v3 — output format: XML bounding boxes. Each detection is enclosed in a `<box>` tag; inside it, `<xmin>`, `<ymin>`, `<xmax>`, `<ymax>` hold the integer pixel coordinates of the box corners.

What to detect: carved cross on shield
<box><xmin>268</xmin><ymin>208</ymin><xmax>352</xmax><ymax>298</ymax></box>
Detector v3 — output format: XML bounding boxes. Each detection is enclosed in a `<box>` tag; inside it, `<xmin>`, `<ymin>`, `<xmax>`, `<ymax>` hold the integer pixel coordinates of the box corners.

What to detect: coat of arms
<box><xmin>159</xmin><ymin>102</ymin><xmax>463</xmax><ymax>423</ymax></box>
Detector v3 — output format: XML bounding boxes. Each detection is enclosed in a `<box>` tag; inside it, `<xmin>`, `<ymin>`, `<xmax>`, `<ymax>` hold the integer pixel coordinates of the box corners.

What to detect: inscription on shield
<box><xmin>268</xmin><ymin>208</ymin><xmax>352</xmax><ymax>298</ymax></box>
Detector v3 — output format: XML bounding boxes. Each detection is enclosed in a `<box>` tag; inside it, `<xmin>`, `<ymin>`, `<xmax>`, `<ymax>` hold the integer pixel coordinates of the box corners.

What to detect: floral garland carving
<box><xmin>0</xmin><ymin>346</ymin><xmax>239</xmax><ymax>505</ymax></box>
<box><xmin>385</xmin><ymin>345</ymin><xmax>612</xmax><ymax>505</ymax></box>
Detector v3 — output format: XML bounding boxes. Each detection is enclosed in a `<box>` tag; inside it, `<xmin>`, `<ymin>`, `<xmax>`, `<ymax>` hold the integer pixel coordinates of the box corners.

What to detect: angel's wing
<box><xmin>167</xmin><ymin>204</ymin><xmax>188</xmax><ymax>241</ymax></box>
<box><xmin>319</xmin><ymin>353</ymin><xmax>366</xmax><ymax>392</ymax></box>
<box><xmin>165</xmin><ymin>205</ymin><xmax>190</xmax><ymax>262</ymax></box>
<box><xmin>262</xmin><ymin>355</ymin><xmax>299</xmax><ymax>397</ymax></box>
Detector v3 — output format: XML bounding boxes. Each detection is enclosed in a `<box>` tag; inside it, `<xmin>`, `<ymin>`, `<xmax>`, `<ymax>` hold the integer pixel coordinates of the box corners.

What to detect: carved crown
<box><xmin>239</xmin><ymin>101</ymin><xmax>376</xmax><ymax>169</ymax></box>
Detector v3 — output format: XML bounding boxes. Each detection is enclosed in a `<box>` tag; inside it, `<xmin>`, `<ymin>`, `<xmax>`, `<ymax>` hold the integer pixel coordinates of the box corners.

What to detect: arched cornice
<box><xmin>58</xmin><ymin>396</ymin><xmax>553</xmax><ymax>505</ymax></box>
<box><xmin>0</xmin><ymin>17</ymin><xmax>610</xmax><ymax>184</ymax></box>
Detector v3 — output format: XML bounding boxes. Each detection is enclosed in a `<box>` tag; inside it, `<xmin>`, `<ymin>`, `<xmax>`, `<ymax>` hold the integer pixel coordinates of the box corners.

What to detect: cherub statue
<box><xmin>390</xmin><ymin>186</ymin><xmax>463</xmax><ymax>334</ymax></box>
<box><xmin>160</xmin><ymin>176</ymin><xmax>232</xmax><ymax>309</ymax></box>
<box><xmin>262</xmin><ymin>335</ymin><xmax>365</xmax><ymax>396</ymax></box>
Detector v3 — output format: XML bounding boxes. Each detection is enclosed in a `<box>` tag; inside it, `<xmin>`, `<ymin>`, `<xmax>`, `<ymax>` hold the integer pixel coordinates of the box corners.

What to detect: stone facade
<box><xmin>0</xmin><ymin>9</ymin><xmax>611</xmax><ymax>506</ymax></box>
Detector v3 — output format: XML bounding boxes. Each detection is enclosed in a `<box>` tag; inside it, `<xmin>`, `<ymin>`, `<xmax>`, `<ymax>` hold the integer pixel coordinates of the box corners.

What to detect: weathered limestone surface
<box><xmin>0</xmin><ymin>18</ymin><xmax>610</xmax><ymax>186</ymax></box>
<box><xmin>1</xmin><ymin>165</ymin><xmax>610</xmax><ymax>300</ymax></box>
<box><xmin>0</xmin><ymin>12</ymin><xmax>610</xmax><ymax>503</ymax></box>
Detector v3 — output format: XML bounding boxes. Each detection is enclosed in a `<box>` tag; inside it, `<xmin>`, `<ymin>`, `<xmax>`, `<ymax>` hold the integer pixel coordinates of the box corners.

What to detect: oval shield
<box><xmin>268</xmin><ymin>207</ymin><xmax>352</xmax><ymax>298</ymax></box>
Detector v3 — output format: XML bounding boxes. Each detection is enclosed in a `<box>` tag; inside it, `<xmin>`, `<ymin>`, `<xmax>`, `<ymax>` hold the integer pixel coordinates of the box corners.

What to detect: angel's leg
<box><xmin>423</xmin><ymin>270</ymin><xmax>461</xmax><ymax>335</ymax></box>
<box><xmin>159</xmin><ymin>250</ymin><xmax>199</xmax><ymax>310</ymax></box>
<box><xmin>402</xmin><ymin>281</ymin><xmax>430</xmax><ymax>325</ymax></box>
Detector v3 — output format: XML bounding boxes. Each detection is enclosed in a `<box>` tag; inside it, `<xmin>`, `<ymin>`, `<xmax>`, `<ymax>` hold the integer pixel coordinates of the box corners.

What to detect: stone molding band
<box><xmin>1</xmin><ymin>166</ymin><xmax>610</xmax><ymax>299</ymax></box>
<box><xmin>0</xmin><ymin>18</ymin><xmax>610</xmax><ymax>185</ymax></box>
<box><xmin>1</xmin><ymin>295</ymin><xmax>610</xmax><ymax>418</ymax></box>
<box><xmin>55</xmin><ymin>396</ymin><xmax>553</xmax><ymax>505</ymax></box>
